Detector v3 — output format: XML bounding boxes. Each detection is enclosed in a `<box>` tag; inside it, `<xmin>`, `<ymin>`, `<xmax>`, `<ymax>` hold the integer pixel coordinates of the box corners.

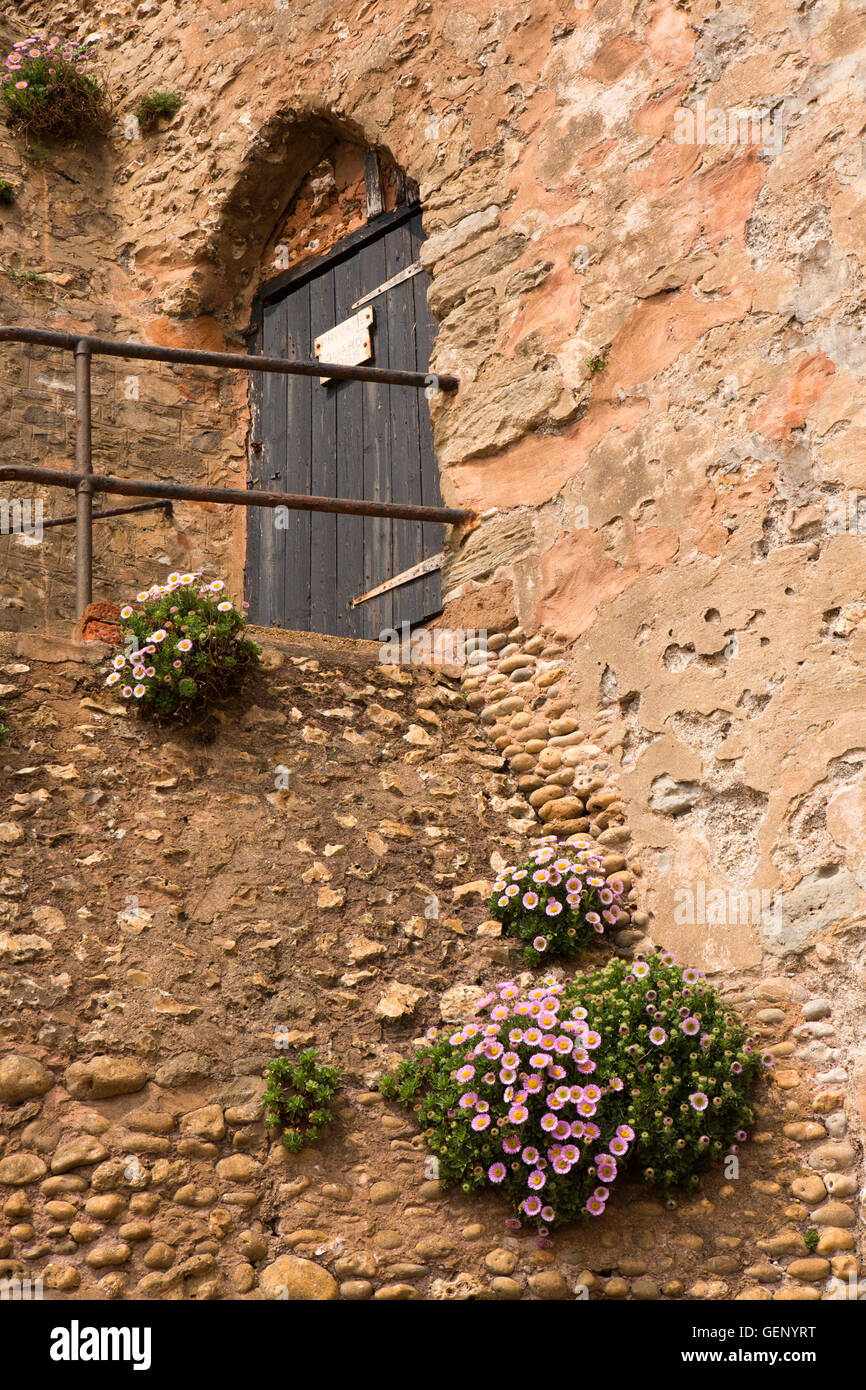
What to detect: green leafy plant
<box><xmin>0</xmin><ymin>179</ymin><xmax>16</xmax><ymax>205</ymax></box>
<box><xmin>804</xmin><ymin>1227</ymin><xmax>819</xmax><ymax>1253</ymax></box>
<box><xmin>1</xmin><ymin>32</ymin><xmax>111</xmax><ymax>141</ymax></box>
<box><xmin>488</xmin><ymin>835</ymin><xmax>627</xmax><ymax>965</ymax></box>
<box><xmin>105</xmin><ymin>571</ymin><xmax>260</xmax><ymax>720</ymax></box>
<box><xmin>263</xmin><ymin>1049</ymin><xmax>341</xmax><ymax>1154</ymax></box>
<box><xmin>7</xmin><ymin>268</ymin><xmax>45</xmax><ymax>288</ymax></box>
<box><xmin>133</xmin><ymin>90</ymin><xmax>183</xmax><ymax>131</ymax></box>
<box><xmin>0</xmin><ymin>706</ymin><xmax>6</xmax><ymax>741</ymax></box>
<box><xmin>380</xmin><ymin>952</ymin><xmax>768</xmax><ymax>1231</ymax></box>
<box><xmin>586</xmin><ymin>352</ymin><xmax>607</xmax><ymax>373</ymax></box>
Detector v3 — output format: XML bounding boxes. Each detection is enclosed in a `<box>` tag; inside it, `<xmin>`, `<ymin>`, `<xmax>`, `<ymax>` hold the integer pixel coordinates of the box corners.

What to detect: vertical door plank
<box><xmin>384</xmin><ymin>220</ymin><xmax>425</xmax><ymax>626</ymax></box>
<box><xmin>282</xmin><ymin>282</ymin><xmax>312</xmax><ymax>630</ymax></box>
<box><xmin>259</xmin><ymin>302</ymin><xmax>287</xmax><ymax>628</ymax></box>
<box><xmin>332</xmin><ymin>253</ymin><xmax>366</xmax><ymax>638</ymax></box>
<box><xmin>409</xmin><ymin>210</ymin><xmax>445</xmax><ymax>622</ymax></box>
<box><xmin>357</xmin><ymin>233</ymin><xmax>393</xmax><ymax>641</ymax></box>
<box><xmin>309</xmin><ymin>272</ymin><xmax>337</xmax><ymax>636</ymax></box>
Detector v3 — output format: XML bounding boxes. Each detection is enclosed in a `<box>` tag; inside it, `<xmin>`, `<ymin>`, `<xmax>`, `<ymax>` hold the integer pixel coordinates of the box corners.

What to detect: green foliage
<box><xmin>488</xmin><ymin>835</ymin><xmax>627</xmax><ymax>965</ymax></box>
<box><xmin>134</xmin><ymin>90</ymin><xmax>183</xmax><ymax>131</ymax></box>
<box><xmin>2</xmin><ymin>34</ymin><xmax>111</xmax><ymax>142</ymax></box>
<box><xmin>586</xmin><ymin>352</ymin><xmax>607</xmax><ymax>373</ymax></box>
<box><xmin>380</xmin><ymin>952</ymin><xmax>768</xmax><ymax>1231</ymax></box>
<box><xmin>0</xmin><ymin>706</ymin><xmax>6</xmax><ymax>741</ymax></box>
<box><xmin>7</xmin><ymin>268</ymin><xmax>45</xmax><ymax>288</ymax></box>
<box><xmin>106</xmin><ymin>572</ymin><xmax>260</xmax><ymax>721</ymax></box>
<box><xmin>263</xmin><ymin>1049</ymin><xmax>341</xmax><ymax>1154</ymax></box>
<box><xmin>0</xmin><ymin>179</ymin><xmax>16</xmax><ymax>205</ymax></box>
<box><xmin>804</xmin><ymin>1227</ymin><xmax>819</xmax><ymax>1253</ymax></box>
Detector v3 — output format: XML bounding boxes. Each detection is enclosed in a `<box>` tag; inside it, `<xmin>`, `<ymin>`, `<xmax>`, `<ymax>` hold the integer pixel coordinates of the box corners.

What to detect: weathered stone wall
<box><xmin>0</xmin><ymin>0</ymin><xmax>865</xmax><ymax>1292</ymax></box>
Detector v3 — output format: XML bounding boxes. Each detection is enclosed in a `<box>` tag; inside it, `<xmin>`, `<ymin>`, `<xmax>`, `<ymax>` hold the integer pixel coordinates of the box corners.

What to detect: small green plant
<box><xmin>7</xmin><ymin>268</ymin><xmax>45</xmax><ymax>288</ymax></box>
<box><xmin>2</xmin><ymin>32</ymin><xmax>111</xmax><ymax>141</ymax></box>
<box><xmin>22</xmin><ymin>143</ymin><xmax>48</xmax><ymax>164</ymax></box>
<box><xmin>133</xmin><ymin>91</ymin><xmax>183</xmax><ymax>131</ymax></box>
<box><xmin>586</xmin><ymin>352</ymin><xmax>607</xmax><ymax>373</ymax></box>
<box><xmin>380</xmin><ymin>952</ymin><xmax>768</xmax><ymax>1231</ymax></box>
<box><xmin>263</xmin><ymin>1049</ymin><xmax>341</xmax><ymax>1154</ymax></box>
<box><xmin>804</xmin><ymin>1227</ymin><xmax>819</xmax><ymax>1253</ymax></box>
<box><xmin>488</xmin><ymin>835</ymin><xmax>627</xmax><ymax>965</ymax></box>
<box><xmin>0</xmin><ymin>179</ymin><xmax>16</xmax><ymax>205</ymax></box>
<box><xmin>106</xmin><ymin>572</ymin><xmax>260</xmax><ymax>720</ymax></box>
<box><xmin>0</xmin><ymin>706</ymin><xmax>6</xmax><ymax>741</ymax></box>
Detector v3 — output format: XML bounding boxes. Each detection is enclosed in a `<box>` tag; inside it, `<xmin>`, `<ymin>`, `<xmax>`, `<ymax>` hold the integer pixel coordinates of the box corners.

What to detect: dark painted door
<box><xmin>246</xmin><ymin>205</ymin><xmax>444</xmax><ymax>639</ymax></box>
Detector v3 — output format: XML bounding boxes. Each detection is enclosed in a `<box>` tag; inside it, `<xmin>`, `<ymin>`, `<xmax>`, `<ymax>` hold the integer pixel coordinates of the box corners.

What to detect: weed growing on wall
<box><xmin>1</xmin><ymin>33</ymin><xmax>111</xmax><ymax>141</ymax></box>
<box><xmin>263</xmin><ymin>1050</ymin><xmax>341</xmax><ymax>1154</ymax></box>
<box><xmin>380</xmin><ymin>954</ymin><xmax>767</xmax><ymax>1231</ymax></box>
<box><xmin>133</xmin><ymin>90</ymin><xmax>183</xmax><ymax>131</ymax></box>
<box><xmin>488</xmin><ymin>835</ymin><xmax>627</xmax><ymax>964</ymax></box>
<box><xmin>0</xmin><ymin>179</ymin><xmax>16</xmax><ymax>205</ymax></box>
<box><xmin>106</xmin><ymin>572</ymin><xmax>260</xmax><ymax>720</ymax></box>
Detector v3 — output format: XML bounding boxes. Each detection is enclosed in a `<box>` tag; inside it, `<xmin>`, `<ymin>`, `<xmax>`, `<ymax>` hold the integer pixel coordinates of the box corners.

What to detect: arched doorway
<box><xmin>243</xmin><ymin>143</ymin><xmax>444</xmax><ymax>639</ymax></box>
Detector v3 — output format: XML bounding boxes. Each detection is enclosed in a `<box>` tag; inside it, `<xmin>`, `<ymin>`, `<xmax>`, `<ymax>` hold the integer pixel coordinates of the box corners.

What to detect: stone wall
<box><xmin>0</xmin><ymin>0</ymin><xmax>865</xmax><ymax>1284</ymax></box>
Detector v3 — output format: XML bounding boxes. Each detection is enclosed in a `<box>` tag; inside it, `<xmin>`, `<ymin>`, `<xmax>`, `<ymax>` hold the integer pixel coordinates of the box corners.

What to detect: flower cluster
<box><xmin>381</xmin><ymin>952</ymin><xmax>768</xmax><ymax>1230</ymax></box>
<box><xmin>381</xmin><ymin>976</ymin><xmax>631</xmax><ymax>1229</ymax></box>
<box><xmin>106</xmin><ymin>572</ymin><xmax>260</xmax><ymax>720</ymax></box>
<box><xmin>263</xmin><ymin>1049</ymin><xmax>341</xmax><ymax>1155</ymax></box>
<box><xmin>488</xmin><ymin>835</ymin><xmax>627</xmax><ymax>964</ymax></box>
<box><xmin>2</xmin><ymin>33</ymin><xmax>110</xmax><ymax>141</ymax></box>
<box><xmin>565</xmin><ymin>952</ymin><xmax>768</xmax><ymax>1195</ymax></box>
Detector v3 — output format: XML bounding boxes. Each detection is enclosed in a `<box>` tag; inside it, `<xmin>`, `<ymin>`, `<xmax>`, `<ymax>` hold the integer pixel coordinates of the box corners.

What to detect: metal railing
<box><xmin>0</xmin><ymin>326</ymin><xmax>470</xmax><ymax>618</ymax></box>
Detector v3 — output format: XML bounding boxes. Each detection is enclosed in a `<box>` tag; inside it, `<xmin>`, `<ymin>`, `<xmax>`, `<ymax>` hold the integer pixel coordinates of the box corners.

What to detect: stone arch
<box><xmin>197</xmin><ymin>105</ymin><xmax>419</xmax><ymax>322</ymax></box>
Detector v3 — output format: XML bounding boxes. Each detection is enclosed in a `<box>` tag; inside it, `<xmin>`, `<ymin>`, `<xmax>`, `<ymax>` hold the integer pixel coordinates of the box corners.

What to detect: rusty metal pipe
<box><xmin>39</xmin><ymin>499</ymin><xmax>173</xmax><ymax>531</ymax></box>
<box><xmin>74</xmin><ymin>340</ymin><xmax>92</xmax><ymax>615</ymax></box>
<box><xmin>0</xmin><ymin>325</ymin><xmax>460</xmax><ymax>392</ymax></box>
<box><xmin>0</xmin><ymin>464</ymin><xmax>475</xmax><ymax>525</ymax></box>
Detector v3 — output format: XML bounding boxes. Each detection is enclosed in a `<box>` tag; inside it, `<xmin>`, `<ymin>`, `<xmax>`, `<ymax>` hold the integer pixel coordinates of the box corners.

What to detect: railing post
<box><xmin>74</xmin><ymin>339</ymin><xmax>93</xmax><ymax>617</ymax></box>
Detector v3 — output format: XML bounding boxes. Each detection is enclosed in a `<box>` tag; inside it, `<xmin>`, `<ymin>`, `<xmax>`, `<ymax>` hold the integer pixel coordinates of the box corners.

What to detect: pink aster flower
<box><xmin>488</xmin><ymin>1162</ymin><xmax>506</xmax><ymax>1184</ymax></box>
<box><xmin>689</xmin><ymin>1092</ymin><xmax>709</xmax><ymax>1112</ymax></box>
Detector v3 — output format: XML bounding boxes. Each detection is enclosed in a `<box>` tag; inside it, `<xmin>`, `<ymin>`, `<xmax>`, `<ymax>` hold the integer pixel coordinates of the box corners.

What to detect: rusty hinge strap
<box><xmin>352</xmin><ymin>552</ymin><xmax>443</xmax><ymax>608</ymax></box>
<box><xmin>352</xmin><ymin>261</ymin><xmax>422</xmax><ymax>310</ymax></box>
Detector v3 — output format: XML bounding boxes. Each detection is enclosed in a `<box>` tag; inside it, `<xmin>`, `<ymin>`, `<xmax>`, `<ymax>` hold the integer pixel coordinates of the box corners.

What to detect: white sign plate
<box><xmin>314</xmin><ymin>306</ymin><xmax>374</xmax><ymax>384</ymax></box>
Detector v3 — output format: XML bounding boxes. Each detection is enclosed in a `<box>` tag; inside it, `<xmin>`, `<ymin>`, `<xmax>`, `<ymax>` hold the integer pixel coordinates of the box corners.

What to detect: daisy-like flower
<box><xmin>458</xmin><ymin>1091</ymin><xmax>477</xmax><ymax>1109</ymax></box>
<box><xmin>105</xmin><ymin>672</ymin><xmax>120</xmax><ymax>686</ymax></box>
<box><xmin>210</xmin><ymin>580</ymin><xmax>225</xmax><ymax>592</ymax></box>
<box><xmin>133</xmin><ymin>685</ymin><xmax>146</xmax><ymax>699</ymax></box>
<box><xmin>456</xmin><ymin>1065</ymin><xmax>475</xmax><ymax>1083</ymax></box>
<box><xmin>532</xmin><ymin>936</ymin><xmax>548</xmax><ymax>952</ymax></box>
<box><xmin>505</xmin><ymin>884</ymin><xmax>519</xmax><ymax>898</ymax></box>
<box><xmin>502</xmin><ymin>1135</ymin><xmax>521</xmax><ymax>1154</ymax></box>
<box><xmin>761</xmin><ymin>1051</ymin><xmax>774</xmax><ymax>1067</ymax></box>
<box><xmin>498</xmin><ymin>896</ymin><xmax>510</xmax><ymax>908</ymax></box>
<box><xmin>585</xmin><ymin>1194</ymin><xmax>605</xmax><ymax>1215</ymax></box>
<box><xmin>617</xmin><ymin>1125</ymin><xmax>636</xmax><ymax>1142</ymax></box>
<box><xmin>121</xmin><ymin>686</ymin><xmax>132</xmax><ymax>698</ymax></box>
<box><xmin>689</xmin><ymin>1092</ymin><xmax>709</xmax><ymax>1112</ymax></box>
<box><xmin>180</xmin><ymin>573</ymin><xmax>196</xmax><ymax>585</ymax></box>
<box><xmin>149</xmin><ymin>628</ymin><xmax>167</xmax><ymax>643</ymax></box>
<box><xmin>682</xmin><ymin>1017</ymin><xmax>700</xmax><ymax>1036</ymax></box>
<box><xmin>609</xmin><ymin>1136</ymin><xmax>628</xmax><ymax>1156</ymax></box>
<box><xmin>14</xmin><ymin>80</ymin><xmax>28</xmax><ymax>89</ymax></box>
<box><xmin>545</xmin><ymin>900</ymin><xmax>563</xmax><ymax>917</ymax></box>
<box><xmin>217</xmin><ymin>601</ymin><xmax>232</xmax><ymax>612</ymax></box>
<box><xmin>533</xmin><ymin>868</ymin><xmax>550</xmax><ymax>884</ymax></box>
<box><xmin>488</xmin><ymin>1162</ymin><xmax>506</xmax><ymax>1184</ymax></box>
<box><xmin>520</xmin><ymin>891</ymin><xmax>540</xmax><ymax>911</ymax></box>
<box><xmin>119</xmin><ymin>606</ymin><xmax>133</xmax><ymax>619</ymax></box>
<box><xmin>112</xmin><ymin>654</ymin><xmax>126</xmax><ymax>670</ymax></box>
<box><xmin>522</xmin><ymin>1195</ymin><xmax>542</xmax><ymax>1217</ymax></box>
<box><xmin>649</xmin><ymin>1027</ymin><xmax>667</xmax><ymax>1045</ymax></box>
<box><xmin>683</xmin><ymin>967</ymin><xmax>701</xmax><ymax>984</ymax></box>
<box><xmin>471</xmin><ymin>1114</ymin><xmax>490</xmax><ymax>1132</ymax></box>
<box><xmin>508</xmin><ymin>1105</ymin><xmax>528</xmax><ymax>1125</ymax></box>
<box><xmin>633</xmin><ymin>960</ymin><xmax>650</xmax><ymax>978</ymax></box>
<box><xmin>527</xmin><ymin>1169</ymin><xmax>546</xmax><ymax>1190</ymax></box>
<box><xmin>177</xmin><ymin>638</ymin><xmax>193</xmax><ymax>652</ymax></box>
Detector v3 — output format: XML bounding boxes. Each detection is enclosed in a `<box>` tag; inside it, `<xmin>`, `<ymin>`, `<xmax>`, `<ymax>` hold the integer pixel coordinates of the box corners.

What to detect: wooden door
<box><xmin>245</xmin><ymin>205</ymin><xmax>444</xmax><ymax>638</ymax></box>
